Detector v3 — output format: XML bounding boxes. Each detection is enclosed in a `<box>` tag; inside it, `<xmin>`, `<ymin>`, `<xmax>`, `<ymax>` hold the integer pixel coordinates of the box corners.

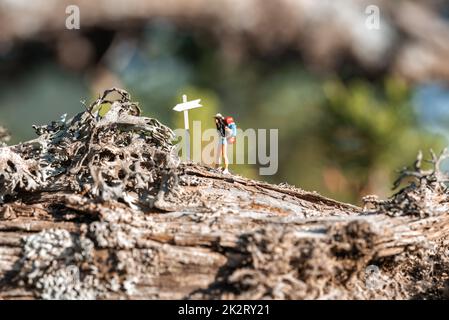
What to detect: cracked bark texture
<box><xmin>0</xmin><ymin>89</ymin><xmax>448</xmax><ymax>300</ymax></box>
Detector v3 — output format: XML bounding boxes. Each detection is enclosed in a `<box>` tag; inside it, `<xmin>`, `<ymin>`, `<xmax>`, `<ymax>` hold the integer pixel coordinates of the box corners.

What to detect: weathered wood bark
<box><xmin>0</xmin><ymin>163</ymin><xmax>448</xmax><ymax>299</ymax></box>
<box><xmin>0</xmin><ymin>89</ymin><xmax>448</xmax><ymax>300</ymax></box>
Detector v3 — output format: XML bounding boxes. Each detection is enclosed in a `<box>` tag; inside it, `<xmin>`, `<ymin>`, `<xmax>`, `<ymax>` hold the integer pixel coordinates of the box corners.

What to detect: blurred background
<box><xmin>0</xmin><ymin>0</ymin><xmax>448</xmax><ymax>204</ymax></box>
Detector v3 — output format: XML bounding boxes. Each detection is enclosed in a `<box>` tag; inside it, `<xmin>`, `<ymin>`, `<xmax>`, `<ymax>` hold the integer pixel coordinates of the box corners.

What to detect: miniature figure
<box><xmin>214</xmin><ymin>113</ymin><xmax>237</xmax><ymax>174</ymax></box>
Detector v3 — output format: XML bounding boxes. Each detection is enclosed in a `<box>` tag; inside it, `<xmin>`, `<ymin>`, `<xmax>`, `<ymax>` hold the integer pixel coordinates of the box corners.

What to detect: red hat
<box><xmin>225</xmin><ymin>116</ymin><xmax>234</xmax><ymax>124</ymax></box>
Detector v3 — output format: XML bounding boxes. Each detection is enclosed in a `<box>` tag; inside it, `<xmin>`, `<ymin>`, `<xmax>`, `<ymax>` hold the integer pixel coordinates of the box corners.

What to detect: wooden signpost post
<box><xmin>173</xmin><ymin>94</ymin><xmax>203</xmax><ymax>160</ymax></box>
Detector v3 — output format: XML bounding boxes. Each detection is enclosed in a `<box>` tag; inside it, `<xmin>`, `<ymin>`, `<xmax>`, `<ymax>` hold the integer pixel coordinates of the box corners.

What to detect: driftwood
<box><xmin>0</xmin><ymin>89</ymin><xmax>448</xmax><ymax>300</ymax></box>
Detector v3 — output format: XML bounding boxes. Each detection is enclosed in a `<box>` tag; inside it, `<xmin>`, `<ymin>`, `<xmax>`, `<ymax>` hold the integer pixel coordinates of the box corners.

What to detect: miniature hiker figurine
<box><xmin>214</xmin><ymin>113</ymin><xmax>229</xmax><ymax>173</ymax></box>
<box><xmin>214</xmin><ymin>113</ymin><xmax>237</xmax><ymax>174</ymax></box>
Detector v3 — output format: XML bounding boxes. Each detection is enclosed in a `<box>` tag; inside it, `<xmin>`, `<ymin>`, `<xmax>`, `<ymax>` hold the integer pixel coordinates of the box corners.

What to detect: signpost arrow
<box><xmin>173</xmin><ymin>95</ymin><xmax>203</xmax><ymax>161</ymax></box>
<box><xmin>173</xmin><ymin>98</ymin><xmax>202</xmax><ymax>112</ymax></box>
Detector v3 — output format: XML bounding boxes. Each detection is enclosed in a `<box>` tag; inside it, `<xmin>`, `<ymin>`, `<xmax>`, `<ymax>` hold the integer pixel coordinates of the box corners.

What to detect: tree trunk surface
<box><xmin>0</xmin><ymin>89</ymin><xmax>448</xmax><ymax>300</ymax></box>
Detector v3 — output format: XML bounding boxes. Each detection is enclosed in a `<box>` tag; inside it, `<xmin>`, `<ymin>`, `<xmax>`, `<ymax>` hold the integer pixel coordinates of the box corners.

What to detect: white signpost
<box><xmin>173</xmin><ymin>94</ymin><xmax>203</xmax><ymax>160</ymax></box>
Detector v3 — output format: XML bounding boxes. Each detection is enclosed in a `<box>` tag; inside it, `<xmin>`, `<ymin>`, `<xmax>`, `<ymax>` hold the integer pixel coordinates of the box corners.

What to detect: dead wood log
<box><xmin>0</xmin><ymin>89</ymin><xmax>448</xmax><ymax>300</ymax></box>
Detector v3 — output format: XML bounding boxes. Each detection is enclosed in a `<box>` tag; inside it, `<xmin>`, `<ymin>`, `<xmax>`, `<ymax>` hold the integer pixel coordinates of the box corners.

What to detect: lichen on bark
<box><xmin>0</xmin><ymin>88</ymin><xmax>179</xmax><ymax>210</ymax></box>
<box><xmin>0</xmin><ymin>88</ymin><xmax>448</xmax><ymax>300</ymax></box>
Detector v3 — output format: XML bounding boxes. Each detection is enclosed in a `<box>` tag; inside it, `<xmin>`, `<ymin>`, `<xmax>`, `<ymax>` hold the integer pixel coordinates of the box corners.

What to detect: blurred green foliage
<box><xmin>317</xmin><ymin>77</ymin><xmax>444</xmax><ymax>202</ymax></box>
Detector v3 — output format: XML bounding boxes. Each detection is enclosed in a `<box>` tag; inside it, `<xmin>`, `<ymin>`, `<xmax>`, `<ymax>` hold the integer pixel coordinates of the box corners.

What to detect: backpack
<box><xmin>226</xmin><ymin>118</ymin><xmax>237</xmax><ymax>144</ymax></box>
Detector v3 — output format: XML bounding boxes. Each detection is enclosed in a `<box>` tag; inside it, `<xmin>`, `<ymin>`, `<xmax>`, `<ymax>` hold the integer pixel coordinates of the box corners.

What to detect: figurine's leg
<box><xmin>222</xmin><ymin>142</ymin><xmax>229</xmax><ymax>172</ymax></box>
